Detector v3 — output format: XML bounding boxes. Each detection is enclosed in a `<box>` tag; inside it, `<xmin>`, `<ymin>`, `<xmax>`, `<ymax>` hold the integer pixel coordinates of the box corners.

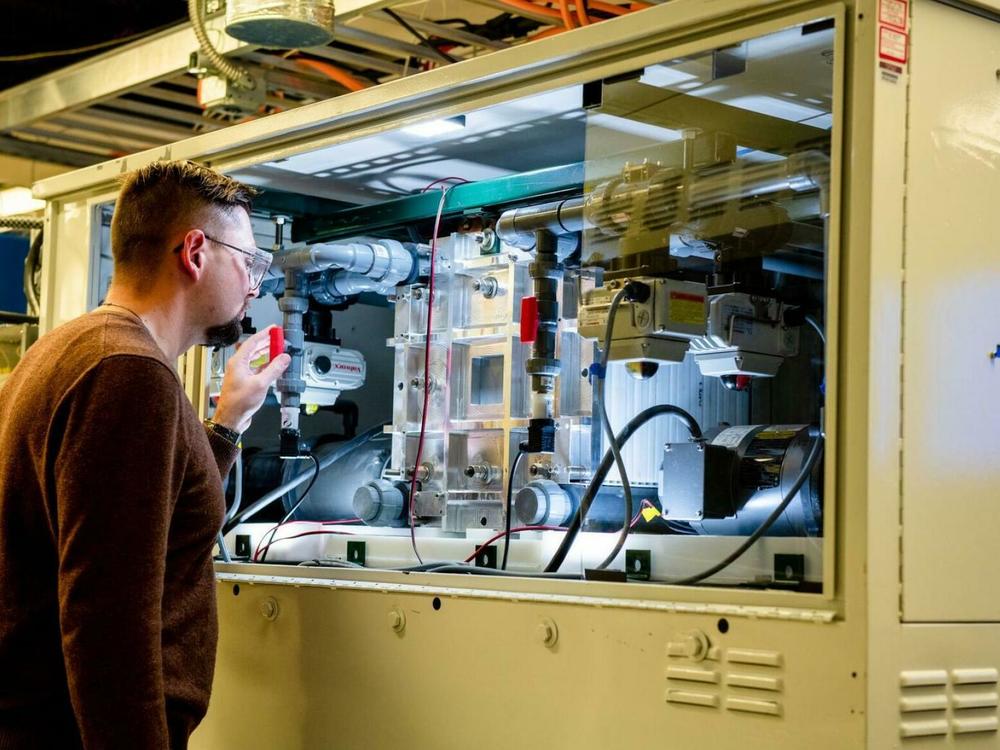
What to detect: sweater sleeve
<box><xmin>205</xmin><ymin>427</ymin><xmax>239</xmax><ymax>481</ymax></box>
<box><xmin>52</xmin><ymin>356</ymin><xmax>186</xmax><ymax>749</ymax></box>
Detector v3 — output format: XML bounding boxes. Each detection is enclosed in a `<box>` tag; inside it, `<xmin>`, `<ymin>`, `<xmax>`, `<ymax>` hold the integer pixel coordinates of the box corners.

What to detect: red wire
<box><xmin>463</xmin><ymin>525</ymin><xmax>566</xmax><ymax>563</ymax></box>
<box><xmin>253</xmin><ymin>529</ymin><xmax>354</xmax><ymax>562</ymax></box>
<box><xmin>253</xmin><ymin>519</ymin><xmax>364</xmax><ymax>561</ymax></box>
<box><xmin>408</xmin><ymin>186</ymin><xmax>451</xmax><ymax>564</ymax></box>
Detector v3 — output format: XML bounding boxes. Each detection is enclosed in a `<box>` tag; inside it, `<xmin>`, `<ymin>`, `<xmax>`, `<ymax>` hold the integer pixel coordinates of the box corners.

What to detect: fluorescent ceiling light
<box><xmin>639</xmin><ymin>64</ymin><xmax>699</xmax><ymax>88</ymax></box>
<box><xmin>0</xmin><ymin>187</ymin><xmax>43</xmax><ymax>217</ymax></box>
<box><xmin>723</xmin><ymin>95</ymin><xmax>826</xmax><ymax>123</ymax></box>
<box><xmin>402</xmin><ymin>115</ymin><xmax>466</xmax><ymax>138</ymax></box>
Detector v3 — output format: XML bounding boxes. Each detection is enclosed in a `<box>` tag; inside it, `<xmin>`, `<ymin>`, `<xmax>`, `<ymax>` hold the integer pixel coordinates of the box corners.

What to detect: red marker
<box><xmin>269</xmin><ymin>326</ymin><xmax>285</xmax><ymax>361</ymax></box>
<box><xmin>520</xmin><ymin>296</ymin><xmax>539</xmax><ymax>344</ymax></box>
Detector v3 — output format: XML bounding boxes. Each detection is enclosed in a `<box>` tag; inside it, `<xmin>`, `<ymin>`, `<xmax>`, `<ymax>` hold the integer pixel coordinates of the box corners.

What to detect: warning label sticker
<box><xmin>879</xmin><ymin>26</ymin><xmax>908</xmax><ymax>64</ymax></box>
<box><xmin>879</xmin><ymin>0</ymin><xmax>908</xmax><ymax>30</ymax></box>
<box><xmin>712</xmin><ymin>425</ymin><xmax>759</xmax><ymax>450</ymax></box>
<box><xmin>668</xmin><ymin>292</ymin><xmax>705</xmax><ymax>327</ymax></box>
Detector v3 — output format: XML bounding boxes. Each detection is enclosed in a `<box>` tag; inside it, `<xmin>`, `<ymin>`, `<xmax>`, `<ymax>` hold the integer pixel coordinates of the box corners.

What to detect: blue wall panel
<box><xmin>0</xmin><ymin>234</ymin><xmax>28</xmax><ymax>314</ymax></box>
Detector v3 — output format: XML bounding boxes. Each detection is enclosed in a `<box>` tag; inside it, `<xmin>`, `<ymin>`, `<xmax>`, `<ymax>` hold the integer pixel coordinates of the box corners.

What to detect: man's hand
<box><xmin>213</xmin><ymin>325</ymin><xmax>290</xmax><ymax>433</ymax></box>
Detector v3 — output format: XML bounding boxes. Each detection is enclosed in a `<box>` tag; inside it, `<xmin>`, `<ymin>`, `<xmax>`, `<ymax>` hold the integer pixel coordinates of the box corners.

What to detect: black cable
<box><xmin>258</xmin><ymin>453</ymin><xmax>321</xmax><ymax>563</ymax></box>
<box><xmin>0</xmin><ymin>311</ymin><xmax>37</xmax><ymax>324</ymax></box>
<box><xmin>594</xmin><ymin>288</ymin><xmax>633</xmax><ymax>570</ymax></box>
<box><xmin>223</xmin><ymin>424</ymin><xmax>384</xmax><ymax>533</ymax></box>
<box><xmin>415</xmin><ymin>563</ymin><xmax>581</xmax><ymax>579</ymax></box>
<box><xmin>544</xmin><ymin>404</ymin><xmax>702</xmax><ymax>573</ymax></box>
<box><xmin>382</xmin><ymin>9</ymin><xmax>459</xmax><ymax>64</ymax></box>
<box><xmin>430</xmin><ymin>17</ymin><xmax>474</xmax><ymax>28</ymax></box>
<box><xmin>297</xmin><ymin>559</ymin><xmax>364</xmax><ymax>568</ymax></box>
<box><xmin>667</xmin><ymin>432</ymin><xmax>823</xmax><ymax>585</ymax></box>
<box><xmin>500</xmin><ymin>449</ymin><xmax>525</xmax><ymax>571</ymax></box>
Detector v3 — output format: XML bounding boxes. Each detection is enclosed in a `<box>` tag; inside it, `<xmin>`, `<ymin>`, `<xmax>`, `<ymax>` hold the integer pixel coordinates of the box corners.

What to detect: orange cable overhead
<box><xmin>295</xmin><ymin>58</ymin><xmax>369</xmax><ymax>92</ymax></box>
<box><xmin>589</xmin><ymin>0</ymin><xmax>649</xmax><ymax>13</ymax></box>
<box><xmin>497</xmin><ymin>0</ymin><xmax>564</xmax><ymax>20</ymax></box>
<box><xmin>531</xmin><ymin>25</ymin><xmax>567</xmax><ymax>39</ymax></box>
<box><xmin>574</xmin><ymin>0</ymin><xmax>591</xmax><ymax>26</ymax></box>
<box><xmin>558</xmin><ymin>0</ymin><xmax>577</xmax><ymax>29</ymax></box>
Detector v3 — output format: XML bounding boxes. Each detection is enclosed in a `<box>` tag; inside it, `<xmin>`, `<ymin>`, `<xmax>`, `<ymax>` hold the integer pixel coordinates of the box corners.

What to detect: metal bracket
<box><xmin>234</xmin><ymin>534</ymin><xmax>252</xmax><ymax>559</ymax></box>
<box><xmin>474</xmin><ymin>545</ymin><xmax>498</xmax><ymax>569</ymax></box>
<box><xmin>347</xmin><ymin>540</ymin><xmax>367</xmax><ymax>566</ymax></box>
<box><xmin>774</xmin><ymin>553</ymin><xmax>805</xmax><ymax>584</ymax></box>
<box><xmin>626</xmin><ymin>549</ymin><xmax>652</xmax><ymax>581</ymax></box>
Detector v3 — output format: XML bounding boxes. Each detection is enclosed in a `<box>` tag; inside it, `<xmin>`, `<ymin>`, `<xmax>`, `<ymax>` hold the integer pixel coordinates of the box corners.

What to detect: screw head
<box><xmin>536</xmin><ymin>617</ymin><xmax>559</xmax><ymax>648</ymax></box>
<box><xmin>681</xmin><ymin>629</ymin><xmax>710</xmax><ymax>661</ymax></box>
<box><xmin>388</xmin><ymin>608</ymin><xmax>406</xmax><ymax>633</ymax></box>
<box><xmin>259</xmin><ymin>597</ymin><xmax>280</xmax><ymax>621</ymax></box>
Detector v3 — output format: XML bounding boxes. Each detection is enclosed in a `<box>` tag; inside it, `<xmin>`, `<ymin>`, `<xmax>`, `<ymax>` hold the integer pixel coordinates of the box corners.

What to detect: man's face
<box><xmin>201</xmin><ymin>210</ymin><xmax>261</xmax><ymax>348</ymax></box>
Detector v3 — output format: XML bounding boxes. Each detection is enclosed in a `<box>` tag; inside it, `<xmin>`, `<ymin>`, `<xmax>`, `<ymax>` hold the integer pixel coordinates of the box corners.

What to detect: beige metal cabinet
<box><xmin>30</xmin><ymin>0</ymin><xmax>1000</xmax><ymax>747</ymax></box>
<box><xmin>901</xmin><ymin>0</ymin><xmax>1000</xmax><ymax>623</ymax></box>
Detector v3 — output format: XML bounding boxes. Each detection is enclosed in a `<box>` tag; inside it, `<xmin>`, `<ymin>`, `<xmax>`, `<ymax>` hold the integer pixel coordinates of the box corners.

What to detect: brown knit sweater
<box><xmin>0</xmin><ymin>308</ymin><xmax>237</xmax><ymax>749</ymax></box>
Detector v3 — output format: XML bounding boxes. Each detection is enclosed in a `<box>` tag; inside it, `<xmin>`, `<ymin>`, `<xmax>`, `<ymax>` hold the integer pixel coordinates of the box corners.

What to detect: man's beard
<box><xmin>204</xmin><ymin>316</ymin><xmax>243</xmax><ymax>348</ymax></box>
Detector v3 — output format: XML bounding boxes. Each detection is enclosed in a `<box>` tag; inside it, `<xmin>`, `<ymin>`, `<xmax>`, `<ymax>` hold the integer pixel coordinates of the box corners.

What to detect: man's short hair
<box><xmin>111</xmin><ymin>160</ymin><xmax>258</xmax><ymax>277</ymax></box>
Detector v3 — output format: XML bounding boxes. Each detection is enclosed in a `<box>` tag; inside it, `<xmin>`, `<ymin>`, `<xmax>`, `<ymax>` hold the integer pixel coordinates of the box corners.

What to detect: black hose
<box><xmin>500</xmin><ymin>449</ymin><xmax>525</xmax><ymax>570</ymax></box>
<box><xmin>258</xmin><ymin>453</ymin><xmax>322</xmax><ymax>563</ymax></box>
<box><xmin>0</xmin><ymin>311</ymin><xmax>38</xmax><ymax>325</ymax></box>
<box><xmin>594</xmin><ymin>288</ymin><xmax>633</xmax><ymax>571</ymax></box>
<box><xmin>543</xmin><ymin>404</ymin><xmax>702</xmax><ymax>573</ymax></box>
<box><xmin>667</xmin><ymin>432</ymin><xmax>823</xmax><ymax>585</ymax></box>
<box><xmin>223</xmin><ymin>423</ymin><xmax>385</xmax><ymax>533</ymax></box>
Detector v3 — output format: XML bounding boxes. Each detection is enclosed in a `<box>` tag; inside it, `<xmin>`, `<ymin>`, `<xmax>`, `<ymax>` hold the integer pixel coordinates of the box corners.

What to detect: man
<box><xmin>0</xmin><ymin>161</ymin><xmax>290</xmax><ymax>749</ymax></box>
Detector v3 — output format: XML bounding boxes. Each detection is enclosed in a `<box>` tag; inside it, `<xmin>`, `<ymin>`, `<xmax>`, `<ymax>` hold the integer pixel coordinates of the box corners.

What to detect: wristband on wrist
<box><xmin>204</xmin><ymin>419</ymin><xmax>241</xmax><ymax>446</ymax></box>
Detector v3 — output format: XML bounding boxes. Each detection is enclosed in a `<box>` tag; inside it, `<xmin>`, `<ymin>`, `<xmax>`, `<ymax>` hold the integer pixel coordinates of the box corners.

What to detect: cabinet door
<box><xmin>902</xmin><ymin>0</ymin><xmax>1000</xmax><ymax>621</ymax></box>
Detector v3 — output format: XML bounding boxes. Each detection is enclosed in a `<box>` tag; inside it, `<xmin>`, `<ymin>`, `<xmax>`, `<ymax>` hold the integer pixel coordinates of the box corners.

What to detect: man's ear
<box><xmin>178</xmin><ymin>229</ymin><xmax>208</xmax><ymax>282</ymax></box>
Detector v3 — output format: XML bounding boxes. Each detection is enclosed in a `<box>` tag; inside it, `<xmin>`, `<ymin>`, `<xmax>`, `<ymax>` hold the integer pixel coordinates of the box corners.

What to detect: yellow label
<box><xmin>641</xmin><ymin>506</ymin><xmax>662</xmax><ymax>523</ymax></box>
<box><xmin>668</xmin><ymin>291</ymin><xmax>705</xmax><ymax>326</ymax></box>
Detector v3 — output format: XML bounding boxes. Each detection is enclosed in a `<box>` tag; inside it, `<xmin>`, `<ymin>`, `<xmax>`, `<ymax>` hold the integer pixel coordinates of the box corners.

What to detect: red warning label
<box><xmin>879</xmin><ymin>26</ymin><xmax>908</xmax><ymax>64</ymax></box>
<box><xmin>879</xmin><ymin>0</ymin><xmax>908</xmax><ymax>31</ymax></box>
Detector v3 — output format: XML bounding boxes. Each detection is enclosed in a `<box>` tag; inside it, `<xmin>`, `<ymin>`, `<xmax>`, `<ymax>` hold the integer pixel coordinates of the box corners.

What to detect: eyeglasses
<box><xmin>173</xmin><ymin>234</ymin><xmax>273</xmax><ymax>291</ymax></box>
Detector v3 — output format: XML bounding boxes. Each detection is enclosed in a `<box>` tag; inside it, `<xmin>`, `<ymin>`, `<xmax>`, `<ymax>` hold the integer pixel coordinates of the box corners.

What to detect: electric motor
<box><xmin>662</xmin><ymin>424</ymin><xmax>822</xmax><ymax>536</ymax></box>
